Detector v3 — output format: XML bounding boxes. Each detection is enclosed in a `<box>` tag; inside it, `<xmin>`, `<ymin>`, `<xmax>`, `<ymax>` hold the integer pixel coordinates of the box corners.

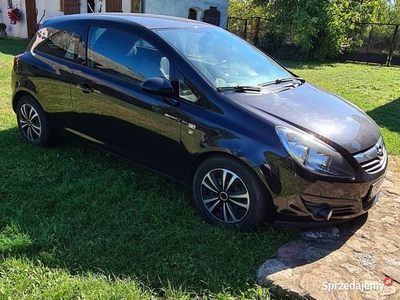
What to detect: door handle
<box><xmin>77</xmin><ymin>83</ymin><xmax>94</xmax><ymax>94</ymax></box>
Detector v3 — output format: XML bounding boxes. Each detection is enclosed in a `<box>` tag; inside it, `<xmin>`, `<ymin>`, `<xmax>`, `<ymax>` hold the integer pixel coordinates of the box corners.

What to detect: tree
<box><xmin>228</xmin><ymin>0</ymin><xmax>268</xmax><ymax>19</ymax></box>
<box><xmin>228</xmin><ymin>0</ymin><xmax>270</xmax><ymax>43</ymax></box>
<box><xmin>228</xmin><ymin>0</ymin><xmax>399</xmax><ymax>60</ymax></box>
<box><xmin>248</xmin><ymin>0</ymin><xmax>382</xmax><ymax>60</ymax></box>
<box><xmin>376</xmin><ymin>0</ymin><xmax>400</xmax><ymax>23</ymax></box>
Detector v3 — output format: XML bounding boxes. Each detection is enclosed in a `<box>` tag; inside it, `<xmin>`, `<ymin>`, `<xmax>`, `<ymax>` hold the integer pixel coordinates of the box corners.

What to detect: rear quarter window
<box><xmin>34</xmin><ymin>27</ymin><xmax>82</xmax><ymax>62</ymax></box>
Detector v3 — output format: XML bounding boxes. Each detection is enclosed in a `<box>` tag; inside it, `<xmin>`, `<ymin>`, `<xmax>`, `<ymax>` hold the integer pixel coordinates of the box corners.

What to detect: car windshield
<box><xmin>154</xmin><ymin>26</ymin><xmax>292</xmax><ymax>89</ymax></box>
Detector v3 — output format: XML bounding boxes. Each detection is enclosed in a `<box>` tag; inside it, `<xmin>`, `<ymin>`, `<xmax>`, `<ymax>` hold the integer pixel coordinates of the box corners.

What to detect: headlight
<box><xmin>276</xmin><ymin>126</ymin><xmax>355</xmax><ymax>179</ymax></box>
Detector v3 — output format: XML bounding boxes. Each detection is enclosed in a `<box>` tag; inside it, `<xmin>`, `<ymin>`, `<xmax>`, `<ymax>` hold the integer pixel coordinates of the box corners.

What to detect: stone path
<box><xmin>257</xmin><ymin>156</ymin><xmax>400</xmax><ymax>300</ymax></box>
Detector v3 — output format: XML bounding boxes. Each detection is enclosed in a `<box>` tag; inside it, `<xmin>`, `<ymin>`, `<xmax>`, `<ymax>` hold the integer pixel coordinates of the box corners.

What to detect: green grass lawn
<box><xmin>1</xmin><ymin>38</ymin><xmax>399</xmax><ymax>299</ymax></box>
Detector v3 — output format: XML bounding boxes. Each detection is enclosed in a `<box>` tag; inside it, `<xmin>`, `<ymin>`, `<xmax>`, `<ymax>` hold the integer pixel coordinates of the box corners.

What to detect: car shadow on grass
<box><xmin>367</xmin><ymin>97</ymin><xmax>400</xmax><ymax>133</ymax></box>
<box><xmin>0</xmin><ymin>126</ymin><xmax>299</xmax><ymax>295</ymax></box>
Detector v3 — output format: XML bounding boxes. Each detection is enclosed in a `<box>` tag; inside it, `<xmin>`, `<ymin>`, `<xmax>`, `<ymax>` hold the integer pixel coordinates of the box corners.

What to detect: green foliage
<box><xmin>231</xmin><ymin>0</ymin><xmax>398</xmax><ymax>61</ymax></box>
<box><xmin>368</xmin><ymin>1</ymin><xmax>400</xmax><ymax>55</ymax></box>
<box><xmin>228</xmin><ymin>0</ymin><xmax>268</xmax><ymax>18</ymax></box>
<box><xmin>228</xmin><ymin>0</ymin><xmax>270</xmax><ymax>38</ymax></box>
<box><xmin>376</xmin><ymin>0</ymin><xmax>400</xmax><ymax>23</ymax></box>
<box><xmin>338</xmin><ymin>0</ymin><xmax>381</xmax><ymax>24</ymax></box>
<box><xmin>229</xmin><ymin>0</ymin><xmax>400</xmax><ymax>61</ymax></box>
<box><xmin>258</xmin><ymin>0</ymin><xmax>381</xmax><ymax>60</ymax></box>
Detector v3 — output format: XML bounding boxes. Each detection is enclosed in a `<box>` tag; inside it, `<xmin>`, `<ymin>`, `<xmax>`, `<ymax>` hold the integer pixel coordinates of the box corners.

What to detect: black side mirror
<box><xmin>141</xmin><ymin>77</ymin><xmax>174</xmax><ymax>96</ymax></box>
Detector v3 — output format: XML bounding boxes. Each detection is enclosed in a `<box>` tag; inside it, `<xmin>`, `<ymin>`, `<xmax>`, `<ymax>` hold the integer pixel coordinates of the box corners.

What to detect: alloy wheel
<box><xmin>200</xmin><ymin>168</ymin><xmax>250</xmax><ymax>223</ymax></box>
<box><xmin>19</xmin><ymin>103</ymin><xmax>42</xmax><ymax>141</ymax></box>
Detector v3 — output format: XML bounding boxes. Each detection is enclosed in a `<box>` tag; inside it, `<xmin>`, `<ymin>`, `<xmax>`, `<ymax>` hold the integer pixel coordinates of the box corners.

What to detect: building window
<box><xmin>188</xmin><ymin>9</ymin><xmax>197</xmax><ymax>20</ymax></box>
<box><xmin>8</xmin><ymin>0</ymin><xmax>13</xmax><ymax>8</ymax></box>
<box><xmin>60</xmin><ymin>0</ymin><xmax>64</xmax><ymax>11</ymax></box>
<box><xmin>188</xmin><ymin>7</ymin><xmax>201</xmax><ymax>21</ymax></box>
<box><xmin>131</xmin><ymin>0</ymin><xmax>140</xmax><ymax>13</ymax></box>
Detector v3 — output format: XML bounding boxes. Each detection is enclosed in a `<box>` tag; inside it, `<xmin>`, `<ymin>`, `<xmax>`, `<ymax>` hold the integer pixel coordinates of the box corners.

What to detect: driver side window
<box><xmin>87</xmin><ymin>27</ymin><xmax>170</xmax><ymax>83</ymax></box>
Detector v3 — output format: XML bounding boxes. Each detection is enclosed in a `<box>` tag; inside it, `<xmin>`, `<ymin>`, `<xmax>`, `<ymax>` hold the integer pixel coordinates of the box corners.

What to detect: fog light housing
<box><xmin>314</xmin><ymin>208</ymin><xmax>333</xmax><ymax>221</ymax></box>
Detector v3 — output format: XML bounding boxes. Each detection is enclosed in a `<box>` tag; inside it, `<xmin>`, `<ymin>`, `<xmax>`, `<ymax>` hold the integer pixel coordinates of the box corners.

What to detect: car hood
<box><xmin>225</xmin><ymin>83</ymin><xmax>381</xmax><ymax>154</ymax></box>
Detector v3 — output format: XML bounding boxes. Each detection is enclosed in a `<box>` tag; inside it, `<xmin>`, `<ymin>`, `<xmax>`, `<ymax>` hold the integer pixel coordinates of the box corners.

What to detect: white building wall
<box><xmin>1</xmin><ymin>0</ymin><xmax>228</xmax><ymax>38</ymax></box>
<box><xmin>36</xmin><ymin>0</ymin><xmax>105</xmax><ymax>20</ymax></box>
<box><xmin>144</xmin><ymin>0</ymin><xmax>228</xmax><ymax>28</ymax></box>
<box><xmin>0</xmin><ymin>0</ymin><xmax>27</xmax><ymax>38</ymax></box>
<box><xmin>122</xmin><ymin>1</ymin><xmax>130</xmax><ymax>13</ymax></box>
<box><xmin>35</xmin><ymin>0</ymin><xmax>63</xmax><ymax>22</ymax></box>
<box><xmin>1</xmin><ymin>0</ymin><xmax>65</xmax><ymax>38</ymax></box>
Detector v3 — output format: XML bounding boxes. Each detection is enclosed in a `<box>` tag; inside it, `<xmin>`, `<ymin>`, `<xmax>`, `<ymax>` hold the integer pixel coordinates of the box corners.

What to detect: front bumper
<box><xmin>257</xmin><ymin>145</ymin><xmax>387</xmax><ymax>225</ymax></box>
<box><xmin>272</xmin><ymin>174</ymin><xmax>385</xmax><ymax>222</ymax></box>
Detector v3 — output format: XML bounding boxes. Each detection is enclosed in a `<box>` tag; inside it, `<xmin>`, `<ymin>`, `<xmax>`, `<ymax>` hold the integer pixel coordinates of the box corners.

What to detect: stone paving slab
<box><xmin>258</xmin><ymin>156</ymin><xmax>400</xmax><ymax>300</ymax></box>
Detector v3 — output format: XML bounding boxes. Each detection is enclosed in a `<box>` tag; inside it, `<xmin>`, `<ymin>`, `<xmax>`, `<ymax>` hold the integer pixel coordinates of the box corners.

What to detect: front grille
<box><xmin>360</xmin><ymin>156</ymin><xmax>386</xmax><ymax>174</ymax></box>
<box><xmin>354</xmin><ymin>137</ymin><xmax>387</xmax><ymax>174</ymax></box>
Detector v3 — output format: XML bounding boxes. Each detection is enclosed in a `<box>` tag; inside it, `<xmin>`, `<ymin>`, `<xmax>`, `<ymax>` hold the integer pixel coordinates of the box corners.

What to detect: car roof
<box><xmin>43</xmin><ymin>13</ymin><xmax>214</xmax><ymax>30</ymax></box>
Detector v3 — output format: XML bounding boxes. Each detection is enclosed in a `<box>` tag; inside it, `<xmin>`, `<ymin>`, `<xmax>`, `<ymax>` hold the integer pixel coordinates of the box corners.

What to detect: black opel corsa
<box><xmin>11</xmin><ymin>14</ymin><xmax>387</xmax><ymax>229</ymax></box>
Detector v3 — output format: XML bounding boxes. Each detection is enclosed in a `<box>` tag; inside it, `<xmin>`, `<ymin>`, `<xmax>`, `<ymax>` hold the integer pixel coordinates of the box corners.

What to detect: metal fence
<box><xmin>227</xmin><ymin>17</ymin><xmax>271</xmax><ymax>45</ymax></box>
<box><xmin>227</xmin><ymin>17</ymin><xmax>400</xmax><ymax>66</ymax></box>
<box><xmin>342</xmin><ymin>23</ymin><xmax>400</xmax><ymax>66</ymax></box>
<box><xmin>227</xmin><ymin>17</ymin><xmax>248</xmax><ymax>40</ymax></box>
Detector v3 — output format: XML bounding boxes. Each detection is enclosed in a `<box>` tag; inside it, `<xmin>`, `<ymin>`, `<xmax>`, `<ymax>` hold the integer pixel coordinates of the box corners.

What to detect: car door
<box><xmin>71</xmin><ymin>25</ymin><xmax>181</xmax><ymax>177</ymax></box>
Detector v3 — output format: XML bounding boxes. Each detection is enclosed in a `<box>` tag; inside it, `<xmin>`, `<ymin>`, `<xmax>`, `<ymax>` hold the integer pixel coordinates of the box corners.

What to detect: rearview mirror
<box><xmin>141</xmin><ymin>77</ymin><xmax>174</xmax><ymax>96</ymax></box>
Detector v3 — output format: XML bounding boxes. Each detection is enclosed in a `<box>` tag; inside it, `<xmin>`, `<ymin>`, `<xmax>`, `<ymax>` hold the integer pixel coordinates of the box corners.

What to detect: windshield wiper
<box><xmin>217</xmin><ymin>85</ymin><xmax>262</xmax><ymax>92</ymax></box>
<box><xmin>260</xmin><ymin>77</ymin><xmax>305</xmax><ymax>86</ymax></box>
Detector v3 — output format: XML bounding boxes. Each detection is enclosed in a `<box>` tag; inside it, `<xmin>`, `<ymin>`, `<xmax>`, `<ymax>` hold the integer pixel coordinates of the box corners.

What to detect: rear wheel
<box><xmin>193</xmin><ymin>155</ymin><xmax>271</xmax><ymax>230</ymax></box>
<box><xmin>16</xmin><ymin>95</ymin><xmax>53</xmax><ymax>147</ymax></box>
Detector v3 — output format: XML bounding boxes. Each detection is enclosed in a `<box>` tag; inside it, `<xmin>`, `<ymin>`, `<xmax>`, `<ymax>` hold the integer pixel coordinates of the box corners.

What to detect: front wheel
<box><xmin>16</xmin><ymin>95</ymin><xmax>54</xmax><ymax>147</ymax></box>
<box><xmin>193</xmin><ymin>155</ymin><xmax>271</xmax><ymax>230</ymax></box>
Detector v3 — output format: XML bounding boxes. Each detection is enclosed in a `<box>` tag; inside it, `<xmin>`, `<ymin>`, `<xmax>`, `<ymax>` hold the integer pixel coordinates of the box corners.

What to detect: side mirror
<box><xmin>141</xmin><ymin>77</ymin><xmax>174</xmax><ymax>96</ymax></box>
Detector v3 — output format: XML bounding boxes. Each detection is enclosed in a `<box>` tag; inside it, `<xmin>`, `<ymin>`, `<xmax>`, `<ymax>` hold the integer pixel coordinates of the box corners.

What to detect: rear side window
<box><xmin>35</xmin><ymin>27</ymin><xmax>82</xmax><ymax>62</ymax></box>
<box><xmin>87</xmin><ymin>27</ymin><xmax>170</xmax><ymax>83</ymax></box>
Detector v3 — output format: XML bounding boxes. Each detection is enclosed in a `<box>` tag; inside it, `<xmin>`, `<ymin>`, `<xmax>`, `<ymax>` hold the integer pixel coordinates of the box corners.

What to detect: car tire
<box><xmin>16</xmin><ymin>95</ymin><xmax>54</xmax><ymax>147</ymax></box>
<box><xmin>193</xmin><ymin>154</ymin><xmax>270</xmax><ymax>230</ymax></box>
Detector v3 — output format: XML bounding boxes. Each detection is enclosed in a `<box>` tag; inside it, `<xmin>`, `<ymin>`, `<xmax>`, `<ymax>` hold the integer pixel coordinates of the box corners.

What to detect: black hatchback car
<box><xmin>11</xmin><ymin>14</ymin><xmax>387</xmax><ymax>229</ymax></box>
